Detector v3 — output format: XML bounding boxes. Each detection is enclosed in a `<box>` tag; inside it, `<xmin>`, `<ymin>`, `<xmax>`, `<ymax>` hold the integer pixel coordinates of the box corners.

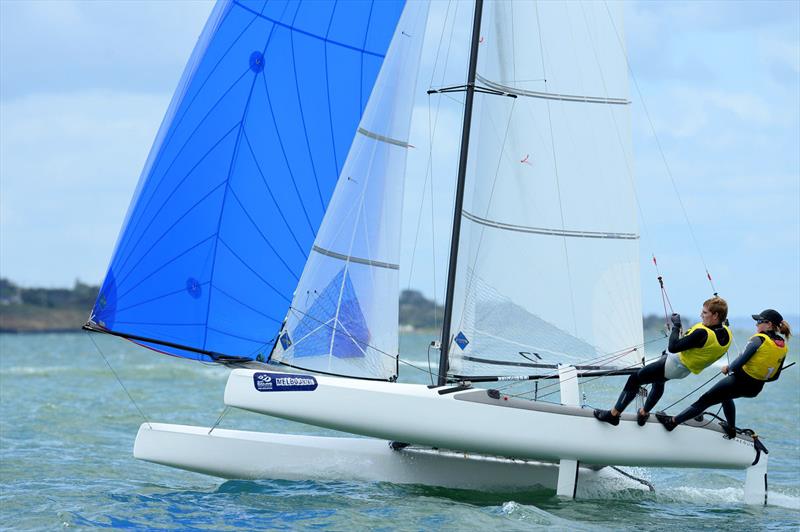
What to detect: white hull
<box><xmin>133</xmin><ymin>423</ymin><xmax>649</xmax><ymax>493</ymax></box>
<box><xmin>225</xmin><ymin>370</ymin><xmax>759</xmax><ymax>469</ymax></box>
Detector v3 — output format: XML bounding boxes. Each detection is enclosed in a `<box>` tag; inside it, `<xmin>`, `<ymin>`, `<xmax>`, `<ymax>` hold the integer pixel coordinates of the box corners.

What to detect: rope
<box><xmin>286</xmin><ymin>306</ymin><xmax>438</xmax><ymax>380</ymax></box>
<box><xmin>601</xmin><ymin>0</ymin><xmax>717</xmax><ymax>295</ymax></box>
<box><xmin>661</xmin><ymin>371</ymin><xmax>722</xmax><ymax>411</ymax></box>
<box><xmin>85</xmin><ymin>331</ymin><xmax>152</xmax><ymax>429</ymax></box>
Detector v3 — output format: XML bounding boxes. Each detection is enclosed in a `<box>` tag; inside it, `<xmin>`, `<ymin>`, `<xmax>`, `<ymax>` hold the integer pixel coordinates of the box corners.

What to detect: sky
<box><xmin>1</xmin><ymin>0</ymin><xmax>798</xmax><ymax>321</ymax></box>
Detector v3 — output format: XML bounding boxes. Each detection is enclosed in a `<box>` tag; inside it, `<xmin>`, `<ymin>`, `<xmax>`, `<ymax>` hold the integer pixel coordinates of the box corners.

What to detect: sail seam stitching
<box><xmin>233</xmin><ymin>1</ymin><xmax>387</xmax><ymax>59</ymax></box>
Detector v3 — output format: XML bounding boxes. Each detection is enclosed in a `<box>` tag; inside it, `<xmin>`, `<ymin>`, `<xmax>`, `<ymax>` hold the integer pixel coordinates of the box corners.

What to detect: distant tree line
<box><xmin>0</xmin><ymin>278</ymin><xmax>97</xmax><ymax>309</ymax></box>
<box><xmin>399</xmin><ymin>290</ymin><xmax>444</xmax><ymax>330</ymax></box>
<box><xmin>0</xmin><ymin>279</ymin><xmax>669</xmax><ymax>333</ymax></box>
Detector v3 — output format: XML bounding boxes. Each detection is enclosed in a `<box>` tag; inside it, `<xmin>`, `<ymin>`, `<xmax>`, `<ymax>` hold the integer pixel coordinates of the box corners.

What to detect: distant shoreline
<box><xmin>1</xmin><ymin>278</ymin><xmax>795</xmax><ymax>333</ymax></box>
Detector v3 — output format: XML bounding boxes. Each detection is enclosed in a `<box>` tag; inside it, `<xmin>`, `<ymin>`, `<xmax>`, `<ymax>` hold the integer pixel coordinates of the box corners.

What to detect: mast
<box><xmin>437</xmin><ymin>0</ymin><xmax>484</xmax><ymax>386</ymax></box>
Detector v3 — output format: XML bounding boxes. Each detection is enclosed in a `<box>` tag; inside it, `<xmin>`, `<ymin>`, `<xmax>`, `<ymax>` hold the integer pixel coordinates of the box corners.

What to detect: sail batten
<box><xmin>312</xmin><ymin>246</ymin><xmax>400</xmax><ymax>271</ymax></box>
<box><xmin>462</xmin><ymin>210</ymin><xmax>639</xmax><ymax>240</ymax></box>
<box><xmin>476</xmin><ymin>74</ymin><xmax>630</xmax><ymax>105</ymax></box>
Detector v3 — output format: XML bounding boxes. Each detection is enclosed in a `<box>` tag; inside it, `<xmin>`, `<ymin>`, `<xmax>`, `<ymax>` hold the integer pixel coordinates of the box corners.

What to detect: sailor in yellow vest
<box><xmin>657</xmin><ymin>309</ymin><xmax>791</xmax><ymax>437</ymax></box>
<box><xmin>594</xmin><ymin>296</ymin><xmax>731</xmax><ymax>426</ymax></box>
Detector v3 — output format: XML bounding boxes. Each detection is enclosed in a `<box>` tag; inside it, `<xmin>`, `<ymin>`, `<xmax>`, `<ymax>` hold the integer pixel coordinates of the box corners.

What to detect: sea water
<box><xmin>1</xmin><ymin>331</ymin><xmax>798</xmax><ymax>530</ymax></box>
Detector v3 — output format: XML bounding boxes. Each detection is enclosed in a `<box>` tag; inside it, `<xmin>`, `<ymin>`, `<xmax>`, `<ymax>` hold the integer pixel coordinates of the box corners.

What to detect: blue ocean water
<box><xmin>1</xmin><ymin>331</ymin><xmax>798</xmax><ymax>530</ymax></box>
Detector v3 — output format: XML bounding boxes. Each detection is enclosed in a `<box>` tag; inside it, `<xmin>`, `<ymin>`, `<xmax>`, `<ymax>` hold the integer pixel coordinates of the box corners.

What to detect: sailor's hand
<box><xmin>670</xmin><ymin>313</ymin><xmax>682</xmax><ymax>328</ymax></box>
<box><xmin>721</xmin><ymin>364</ymin><xmax>729</xmax><ymax>375</ymax></box>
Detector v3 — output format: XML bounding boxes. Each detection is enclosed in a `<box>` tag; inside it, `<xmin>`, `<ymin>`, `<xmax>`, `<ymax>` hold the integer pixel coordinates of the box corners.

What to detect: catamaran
<box><xmin>85</xmin><ymin>0</ymin><xmax>771</xmax><ymax>503</ymax></box>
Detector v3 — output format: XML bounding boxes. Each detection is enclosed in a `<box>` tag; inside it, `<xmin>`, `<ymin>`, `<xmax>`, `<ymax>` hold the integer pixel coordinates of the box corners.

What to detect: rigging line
<box><xmin>524</xmin><ymin>353</ymin><xmax>648</xmax><ymax>399</ymax></box>
<box><xmin>429</xmin><ymin>0</ymin><xmax>459</xmax><ymax>332</ymax></box>
<box><xmin>558</xmin><ymin>0</ymin><xmax>644</xmax><ymax>345</ymax></box>
<box><xmin>208</xmin><ymin>406</ymin><xmax>231</xmax><ymax>435</ymax></box>
<box><xmin>505</xmin><ymin>349</ymin><xmax>638</xmax><ymax>395</ymax></box>
<box><xmin>286</xmin><ymin>306</ymin><xmax>437</xmax><ymax>379</ymax></box>
<box><xmin>572</xmin><ymin>0</ymin><xmax>661</xmax><ymax>313</ymax></box>
<box><xmin>662</xmin><ymin>371</ymin><xmax>722</xmax><ymax>411</ymax></box>
<box><xmin>429</xmin><ymin>99</ymin><xmax>439</xmax><ymax>331</ymax></box>
<box><xmin>485</xmin><ymin>347</ymin><xmax>638</xmax><ymax>395</ymax></box>
<box><xmin>452</xmin><ymin>98</ymin><xmax>518</xmax><ymax>342</ymax></box>
<box><xmin>534</xmin><ymin>0</ymin><xmax>578</xmax><ymax>337</ymax></box>
<box><xmin>85</xmin><ymin>331</ymin><xmax>152</xmax><ymax>430</ymax></box>
<box><xmin>493</xmin><ymin>336</ymin><xmax>672</xmax><ymax>395</ymax></box>
<box><xmin>327</xmin><ymin>117</ymin><xmax>382</xmax><ymax>373</ymax></box>
<box><xmin>428</xmin><ymin>0</ymin><xmax>455</xmax><ymax>88</ymax></box>
<box><xmin>565</xmin><ymin>0</ymin><xmax>661</xmax><ymax>325</ymax></box>
<box><xmin>407</xmin><ymin>0</ymin><xmax>457</xmax><ymax>324</ymax></box>
<box><xmin>601</xmin><ymin>1</ymin><xmax>716</xmax><ymax>294</ymax></box>
<box><xmin>404</xmin><ymin>96</ymin><xmax>431</xmax><ymax>290</ymax></box>
<box><xmin>569</xmin><ymin>2</ymin><xmax>653</xmax><ymax>346</ymax></box>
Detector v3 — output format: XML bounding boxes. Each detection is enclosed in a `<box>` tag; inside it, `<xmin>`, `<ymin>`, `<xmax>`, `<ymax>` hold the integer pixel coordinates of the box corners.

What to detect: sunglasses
<box><xmin>756</xmin><ymin>319</ymin><xmax>770</xmax><ymax>324</ymax></box>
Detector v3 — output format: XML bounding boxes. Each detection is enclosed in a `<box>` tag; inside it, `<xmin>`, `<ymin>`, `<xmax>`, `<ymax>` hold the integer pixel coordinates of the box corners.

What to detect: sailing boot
<box><xmin>655</xmin><ymin>412</ymin><xmax>677</xmax><ymax>431</ymax></box>
<box><xmin>593</xmin><ymin>409</ymin><xmax>620</xmax><ymax>426</ymax></box>
<box><xmin>719</xmin><ymin>421</ymin><xmax>737</xmax><ymax>439</ymax></box>
<box><xmin>637</xmin><ymin>409</ymin><xmax>650</xmax><ymax>426</ymax></box>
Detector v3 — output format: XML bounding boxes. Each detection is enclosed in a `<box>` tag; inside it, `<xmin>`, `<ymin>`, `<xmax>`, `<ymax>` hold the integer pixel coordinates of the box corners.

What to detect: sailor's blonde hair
<box><xmin>703</xmin><ymin>296</ymin><xmax>728</xmax><ymax>322</ymax></box>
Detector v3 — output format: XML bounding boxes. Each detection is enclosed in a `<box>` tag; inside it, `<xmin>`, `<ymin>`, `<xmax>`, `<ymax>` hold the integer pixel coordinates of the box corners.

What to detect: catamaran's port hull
<box><xmin>133</xmin><ymin>423</ymin><xmax>649</xmax><ymax>493</ymax></box>
<box><xmin>224</xmin><ymin>370</ymin><xmax>758</xmax><ymax>469</ymax></box>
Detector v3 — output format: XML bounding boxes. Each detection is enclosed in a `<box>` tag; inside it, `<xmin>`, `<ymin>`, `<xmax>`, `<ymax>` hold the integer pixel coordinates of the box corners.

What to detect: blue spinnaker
<box><xmin>91</xmin><ymin>0</ymin><xmax>406</xmax><ymax>362</ymax></box>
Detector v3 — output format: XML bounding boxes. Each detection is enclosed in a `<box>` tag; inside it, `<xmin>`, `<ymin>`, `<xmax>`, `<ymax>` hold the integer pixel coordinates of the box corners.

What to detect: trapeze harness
<box><xmin>613</xmin><ymin>322</ymin><xmax>731</xmax><ymax>414</ymax></box>
<box><xmin>672</xmin><ymin>331</ymin><xmax>788</xmax><ymax>429</ymax></box>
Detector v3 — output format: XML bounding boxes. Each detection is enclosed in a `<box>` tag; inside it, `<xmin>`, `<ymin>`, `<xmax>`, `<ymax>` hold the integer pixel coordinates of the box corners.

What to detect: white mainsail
<box><xmin>271</xmin><ymin>2</ymin><xmax>430</xmax><ymax>380</ymax></box>
<box><xmin>447</xmin><ymin>0</ymin><xmax>643</xmax><ymax>376</ymax></box>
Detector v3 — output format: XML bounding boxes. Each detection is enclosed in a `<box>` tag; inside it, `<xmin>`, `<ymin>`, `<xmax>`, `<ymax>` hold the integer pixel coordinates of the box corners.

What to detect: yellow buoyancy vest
<box><xmin>678</xmin><ymin>323</ymin><xmax>732</xmax><ymax>374</ymax></box>
<box><xmin>742</xmin><ymin>333</ymin><xmax>788</xmax><ymax>381</ymax></box>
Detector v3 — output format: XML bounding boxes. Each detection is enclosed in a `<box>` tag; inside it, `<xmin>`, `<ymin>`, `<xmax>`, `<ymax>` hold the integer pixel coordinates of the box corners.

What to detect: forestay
<box><xmin>447</xmin><ymin>0</ymin><xmax>643</xmax><ymax>377</ymax></box>
<box><xmin>90</xmin><ymin>0</ymin><xmax>406</xmax><ymax>361</ymax></box>
<box><xmin>271</xmin><ymin>2</ymin><xmax>430</xmax><ymax>380</ymax></box>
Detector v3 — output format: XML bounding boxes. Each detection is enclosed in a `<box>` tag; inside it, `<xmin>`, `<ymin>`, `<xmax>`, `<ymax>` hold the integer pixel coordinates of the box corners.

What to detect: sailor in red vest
<box><xmin>656</xmin><ymin>309</ymin><xmax>791</xmax><ymax>437</ymax></box>
<box><xmin>594</xmin><ymin>296</ymin><xmax>731</xmax><ymax>426</ymax></box>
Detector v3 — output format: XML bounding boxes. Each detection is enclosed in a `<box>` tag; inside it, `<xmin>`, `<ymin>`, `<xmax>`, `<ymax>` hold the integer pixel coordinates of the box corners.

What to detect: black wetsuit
<box><xmin>613</xmin><ymin>324</ymin><xmax>730</xmax><ymax>413</ymax></box>
<box><xmin>672</xmin><ymin>333</ymin><xmax>781</xmax><ymax>427</ymax></box>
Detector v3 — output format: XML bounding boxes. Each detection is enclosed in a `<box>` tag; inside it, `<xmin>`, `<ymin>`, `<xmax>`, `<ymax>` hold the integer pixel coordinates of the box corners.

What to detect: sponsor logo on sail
<box><xmin>253</xmin><ymin>372</ymin><xmax>318</xmax><ymax>392</ymax></box>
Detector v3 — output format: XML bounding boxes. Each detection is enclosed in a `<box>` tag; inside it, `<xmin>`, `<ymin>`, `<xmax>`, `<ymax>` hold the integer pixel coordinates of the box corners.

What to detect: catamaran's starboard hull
<box><xmin>133</xmin><ymin>423</ymin><xmax>649</xmax><ymax>493</ymax></box>
<box><xmin>224</xmin><ymin>370</ymin><xmax>759</xmax><ymax>469</ymax></box>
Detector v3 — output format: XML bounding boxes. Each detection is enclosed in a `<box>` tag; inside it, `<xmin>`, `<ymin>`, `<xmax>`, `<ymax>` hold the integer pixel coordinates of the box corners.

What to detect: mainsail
<box><xmin>446</xmin><ymin>0</ymin><xmax>643</xmax><ymax>377</ymax></box>
<box><xmin>90</xmin><ymin>0</ymin><xmax>407</xmax><ymax>362</ymax></box>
